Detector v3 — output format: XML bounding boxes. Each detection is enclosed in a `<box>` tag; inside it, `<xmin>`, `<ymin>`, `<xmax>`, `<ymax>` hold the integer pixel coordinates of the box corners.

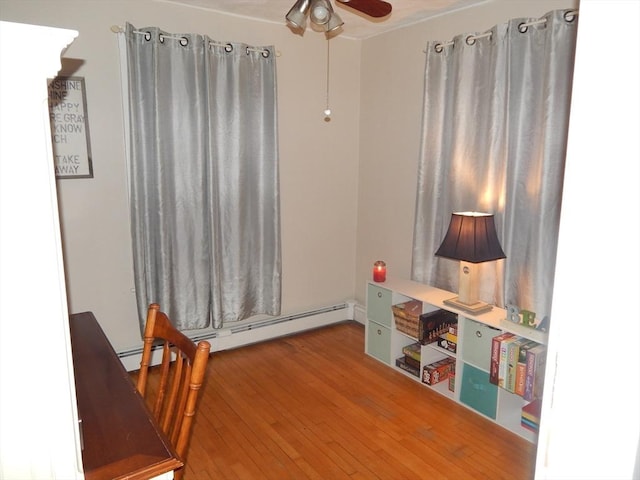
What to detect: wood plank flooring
<box><xmin>134</xmin><ymin>321</ymin><xmax>536</xmax><ymax>479</ymax></box>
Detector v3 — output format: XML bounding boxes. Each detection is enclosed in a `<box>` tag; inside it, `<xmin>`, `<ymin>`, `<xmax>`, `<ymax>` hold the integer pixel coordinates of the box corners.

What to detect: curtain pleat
<box><xmin>124</xmin><ymin>24</ymin><xmax>280</xmax><ymax>330</ymax></box>
<box><xmin>412</xmin><ymin>10</ymin><xmax>578</xmax><ymax>320</ymax></box>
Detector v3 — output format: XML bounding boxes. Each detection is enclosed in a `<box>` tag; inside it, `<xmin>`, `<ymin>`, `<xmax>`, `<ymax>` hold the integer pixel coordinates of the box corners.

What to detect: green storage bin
<box><xmin>460</xmin><ymin>363</ymin><xmax>498</xmax><ymax>419</ymax></box>
<box><xmin>367</xmin><ymin>283</ymin><xmax>392</xmax><ymax>327</ymax></box>
<box><xmin>462</xmin><ymin>319</ymin><xmax>499</xmax><ymax>371</ymax></box>
<box><xmin>366</xmin><ymin>321</ymin><xmax>391</xmax><ymax>364</ymax></box>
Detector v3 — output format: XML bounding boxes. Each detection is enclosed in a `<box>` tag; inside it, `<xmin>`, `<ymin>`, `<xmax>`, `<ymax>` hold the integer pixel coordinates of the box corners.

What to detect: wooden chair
<box><xmin>136</xmin><ymin>303</ymin><xmax>211</xmax><ymax>480</ymax></box>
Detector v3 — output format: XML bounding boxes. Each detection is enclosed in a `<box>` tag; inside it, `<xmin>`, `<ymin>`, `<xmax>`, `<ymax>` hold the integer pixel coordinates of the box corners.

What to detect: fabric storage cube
<box><xmin>366</xmin><ymin>322</ymin><xmax>391</xmax><ymax>364</ymax></box>
<box><xmin>460</xmin><ymin>363</ymin><xmax>498</xmax><ymax>419</ymax></box>
<box><xmin>367</xmin><ymin>284</ymin><xmax>392</xmax><ymax>327</ymax></box>
<box><xmin>462</xmin><ymin>319</ymin><xmax>499</xmax><ymax>371</ymax></box>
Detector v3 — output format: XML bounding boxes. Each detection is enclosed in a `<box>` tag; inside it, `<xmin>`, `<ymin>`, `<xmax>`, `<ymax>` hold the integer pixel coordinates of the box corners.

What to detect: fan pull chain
<box><xmin>323</xmin><ymin>36</ymin><xmax>331</xmax><ymax>122</ymax></box>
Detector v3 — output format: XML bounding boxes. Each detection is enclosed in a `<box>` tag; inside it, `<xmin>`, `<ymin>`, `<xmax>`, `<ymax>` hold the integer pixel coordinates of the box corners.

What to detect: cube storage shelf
<box><xmin>365</xmin><ymin>276</ymin><xmax>548</xmax><ymax>443</ymax></box>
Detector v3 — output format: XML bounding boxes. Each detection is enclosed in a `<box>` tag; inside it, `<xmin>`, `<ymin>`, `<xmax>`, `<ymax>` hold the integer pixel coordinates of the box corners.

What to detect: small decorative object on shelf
<box><xmin>373</xmin><ymin>260</ymin><xmax>386</xmax><ymax>282</ymax></box>
<box><xmin>506</xmin><ymin>304</ymin><xmax>550</xmax><ymax>332</ymax></box>
<box><xmin>392</xmin><ymin>299</ymin><xmax>422</xmax><ymax>337</ymax></box>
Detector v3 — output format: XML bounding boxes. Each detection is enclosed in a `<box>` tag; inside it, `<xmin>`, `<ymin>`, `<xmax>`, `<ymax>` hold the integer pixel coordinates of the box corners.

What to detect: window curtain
<box><xmin>411</xmin><ymin>10</ymin><xmax>578</xmax><ymax>321</ymax></box>
<box><xmin>123</xmin><ymin>23</ymin><xmax>281</xmax><ymax>330</ymax></box>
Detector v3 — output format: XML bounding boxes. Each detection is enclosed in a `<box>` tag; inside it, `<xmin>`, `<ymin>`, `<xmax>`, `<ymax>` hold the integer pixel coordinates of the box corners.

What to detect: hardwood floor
<box><xmin>135</xmin><ymin>321</ymin><xmax>537</xmax><ymax>479</ymax></box>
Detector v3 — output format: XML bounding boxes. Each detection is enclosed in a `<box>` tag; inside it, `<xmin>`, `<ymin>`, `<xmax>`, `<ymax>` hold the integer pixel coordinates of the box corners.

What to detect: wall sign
<box><xmin>47</xmin><ymin>76</ymin><xmax>93</xmax><ymax>179</ymax></box>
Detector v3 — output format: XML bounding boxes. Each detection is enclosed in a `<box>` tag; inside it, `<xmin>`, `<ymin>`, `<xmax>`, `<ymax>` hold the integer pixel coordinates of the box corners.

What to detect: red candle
<box><xmin>373</xmin><ymin>261</ymin><xmax>386</xmax><ymax>282</ymax></box>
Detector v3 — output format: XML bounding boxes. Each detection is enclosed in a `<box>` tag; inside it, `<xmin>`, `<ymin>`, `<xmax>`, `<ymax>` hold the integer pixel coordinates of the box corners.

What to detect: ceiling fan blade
<box><xmin>335</xmin><ymin>0</ymin><xmax>392</xmax><ymax>19</ymax></box>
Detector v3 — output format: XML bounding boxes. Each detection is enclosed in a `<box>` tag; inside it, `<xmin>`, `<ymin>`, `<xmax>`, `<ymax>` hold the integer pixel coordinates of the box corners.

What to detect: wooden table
<box><xmin>69</xmin><ymin>312</ymin><xmax>182</xmax><ymax>480</ymax></box>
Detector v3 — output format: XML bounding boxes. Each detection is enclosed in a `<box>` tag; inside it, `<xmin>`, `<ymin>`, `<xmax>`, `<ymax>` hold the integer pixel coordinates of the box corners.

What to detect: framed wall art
<box><xmin>47</xmin><ymin>76</ymin><xmax>93</xmax><ymax>179</ymax></box>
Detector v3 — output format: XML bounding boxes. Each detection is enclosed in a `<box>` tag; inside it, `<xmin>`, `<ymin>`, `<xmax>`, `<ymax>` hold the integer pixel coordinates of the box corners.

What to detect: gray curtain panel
<box><xmin>412</xmin><ymin>10</ymin><xmax>578</xmax><ymax>320</ymax></box>
<box><xmin>124</xmin><ymin>24</ymin><xmax>281</xmax><ymax>330</ymax></box>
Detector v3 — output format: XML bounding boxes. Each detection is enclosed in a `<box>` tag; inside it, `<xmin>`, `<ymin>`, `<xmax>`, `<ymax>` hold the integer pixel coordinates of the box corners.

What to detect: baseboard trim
<box><xmin>119</xmin><ymin>302</ymin><xmax>355</xmax><ymax>371</ymax></box>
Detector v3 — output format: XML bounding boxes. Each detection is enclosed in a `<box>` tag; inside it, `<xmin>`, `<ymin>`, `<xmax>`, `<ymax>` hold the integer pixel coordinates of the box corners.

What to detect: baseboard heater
<box><xmin>118</xmin><ymin>302</ymin><xmax>352</xmax><ymax>371</ymax></box>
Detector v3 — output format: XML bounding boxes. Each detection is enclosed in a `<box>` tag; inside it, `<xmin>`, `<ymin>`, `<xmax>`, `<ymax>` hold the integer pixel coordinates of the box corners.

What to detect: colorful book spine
<box><xmin>524</xmin><ymin>344</ymin><xmax>547</xmax><ymax>401</ymax></box>
<box><xmin>515</xmin><ymin>361</ymin><xmax>527</xmax><ymax>396</ymax></box>
<box><xmin>490</xmin><ymin>332</ymin><xmax>515</xmax><ymax>385</ymax></box>
<box><xmin>508</xmin><ymin>338</ymin><xmax>538</xmax><ymax>393</ymax></box>
<box><xmin>403</xmin><ymin>355</ymin><xmax>420</xmax><ymax>370</ymax></box>
<box><xmin>498</xmin><ymin>335</ymin><xmax>517</xmax><ymax>389</ymax></box>
<box><xmin>521</xmin><ymin>398</ymin><xmax>542</xmax><ymax>432</ymax></box>
<box><xmin>402</xmin><ymin>342</ymin><xmax>421</xmax><ymax>363</ymax></box>
<box><xmin>395</xmin><ymin>356</ymin><xmax>420</xmax><ymax>377</ymax></box>
<box><xmin>506</xmin><ymin>337</ymin><xmax>525</xmax><ymax>392</ymax></box>
<box><xmin>516</xmin><ymin>341</ymin><xmax>537</xmax><ymax>396</ymax></box>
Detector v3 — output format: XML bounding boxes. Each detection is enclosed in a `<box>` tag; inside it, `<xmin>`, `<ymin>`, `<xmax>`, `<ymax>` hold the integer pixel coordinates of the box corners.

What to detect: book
<box><xmin>498</xmin><ymin>334</ymin><xmax>518</xmax><ymax>389</ymax></box>
<box><xmin>524</xmin><ymin>344</ymin><xmax>547</xmax><ymax>401</ymax></box>
<box><xmin>515</xmin><ymin>341</ymin><xmax>538</xmax><ymax>396</ymax></box>
<box><xmin>403</xmin><ymin>354</ymin><xmax>420</xmax><ymax>370</ymax></box>
<box><xmin>506</xmin><ymin>338</ymin><xmax>531</xmax><ymax>393</ymax></box>
<box><xmin>402</xmin><ymin>342</ymin><xmax>421</xmax><ymax>363</ymax></box>
<box><xmin>521</xmin><ymin>398</ymin><xmax>542</xmax><ymax>432</ymax></box>
<box><xmin>395</xmin><ymin>356</ymin><xmax>420</xmax><ymax>377</ymax></box>
<box><xmin>515</xmin><ymin>361</ymin><xmax>527</xmax><ymax>396</ymax></box>
<box><xmin>490</xmin><ymin>332</ymin><xmax>515</xmax><ymax>385</ymax></box>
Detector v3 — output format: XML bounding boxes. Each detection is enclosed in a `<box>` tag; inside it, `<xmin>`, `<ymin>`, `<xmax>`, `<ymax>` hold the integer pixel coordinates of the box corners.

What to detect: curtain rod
<box><xmin>110</xmin><ymin>25</ymin><xmax>281</xmax><ymax>57</ymax></box>
<box><xmin>427</xmin><ymin>9</ymin><xmax>579</xmax><ymax>53</ymax></box>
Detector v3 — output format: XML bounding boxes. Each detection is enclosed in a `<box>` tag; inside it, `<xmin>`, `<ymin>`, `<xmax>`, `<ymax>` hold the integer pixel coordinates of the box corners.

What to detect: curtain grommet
<box><xmin>225</xmin><ymin>43</ymin><xmax>233</xmax><ymax>53</ymax></box>
<box><xmin>564</xmin><ymin>10</ymin><xmax>577</xmax><ymax>23</ymax></box>
<box><xmin>434</xmin><ymin>43</ymin><xmax>444</xmax><ymax>53</ymax></box>
<box><xmin>465</xmin><ymin>35</ymin><xmax>476</xmax><ymax>46</ymax></box>
<box><xmin>518</xmin><ymin>23</ymin><xmax>528</xmax><ymax>34</ymax></box>
<box><xmin>180</xmin><ymin>36</ymin><xmax>189</xmax><ymax>47</ymax></box>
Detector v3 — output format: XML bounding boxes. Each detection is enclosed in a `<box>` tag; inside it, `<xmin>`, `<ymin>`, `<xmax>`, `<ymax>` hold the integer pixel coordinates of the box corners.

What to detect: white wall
<box><xmin>0</xmin><ymin>0</ymin><xmax>361</xmax><ymax>352</ymax></box>
<box><xmin>536</xmin><ymin>1</ymin><xmax>640</xmax><ymax>477</ymax></box>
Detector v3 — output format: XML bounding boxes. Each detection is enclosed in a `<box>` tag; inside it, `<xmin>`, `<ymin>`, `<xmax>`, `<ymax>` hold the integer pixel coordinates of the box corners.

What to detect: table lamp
<box><xmin>435</xmin><ymin>212</ymin><xmax>506</xmax><ymax>314</ymax></box>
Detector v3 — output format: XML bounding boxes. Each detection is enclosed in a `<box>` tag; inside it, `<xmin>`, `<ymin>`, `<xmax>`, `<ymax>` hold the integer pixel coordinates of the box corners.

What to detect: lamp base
<box><xmin>443</xmin><ymin>296</ymin><xmax>493</xmax><ymax>315</ymax></box>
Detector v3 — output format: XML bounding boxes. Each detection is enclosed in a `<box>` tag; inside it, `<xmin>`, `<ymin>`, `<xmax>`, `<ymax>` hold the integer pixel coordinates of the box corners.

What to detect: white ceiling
<box><xmin>159</xmin><ymin>0</ymin><xmax>489</xmax><ymax>39</ymax></box>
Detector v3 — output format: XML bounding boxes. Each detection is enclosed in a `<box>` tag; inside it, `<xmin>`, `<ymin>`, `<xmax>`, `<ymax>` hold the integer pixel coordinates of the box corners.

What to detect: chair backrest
<box><xmin>136</xmin><ymin>303</ymin><xmax>211</xmax><ymax>480</ymax></box>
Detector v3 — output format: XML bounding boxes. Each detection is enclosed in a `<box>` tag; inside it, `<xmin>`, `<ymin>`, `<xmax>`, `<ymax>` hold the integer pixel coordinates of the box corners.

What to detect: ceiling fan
<box><xmin>335</xmin><ymin>0</ymin><xmax>392</xmax><ymax>19</ymax></box>
<box><xmin>285</xmin><ymin>0</ymin><xmax>392</xmax><ymax>33</ymax></box>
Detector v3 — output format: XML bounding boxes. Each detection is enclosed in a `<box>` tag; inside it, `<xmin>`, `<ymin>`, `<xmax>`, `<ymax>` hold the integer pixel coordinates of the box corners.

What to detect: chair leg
<box><xmin>173</xmin><ymin>466</ymin><xmax>184</xmax><ymax>480</ymax></box>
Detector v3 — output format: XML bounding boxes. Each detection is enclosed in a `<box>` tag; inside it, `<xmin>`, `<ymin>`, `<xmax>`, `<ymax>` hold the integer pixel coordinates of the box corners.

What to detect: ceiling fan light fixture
<box><xmin>310</xmin><ymin>0</ymin><xmax>332</xmax><ymax>26</ymax></box>
<box><xmin>326</xmin><ymin>9</ymin><xmax>344</xmax><ymax>32</ymax></box>
<box><xmin>285</xmin><ymin>0</ymin><xmax>311</xmax><ymax>30</ymax></box>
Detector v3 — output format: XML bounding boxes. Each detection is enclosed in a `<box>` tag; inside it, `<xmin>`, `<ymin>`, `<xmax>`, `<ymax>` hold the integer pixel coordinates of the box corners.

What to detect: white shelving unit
<box><xmin>365</xmin><ymin>276</ymin><xmax>548</xmax><ymax>443</ymax></box>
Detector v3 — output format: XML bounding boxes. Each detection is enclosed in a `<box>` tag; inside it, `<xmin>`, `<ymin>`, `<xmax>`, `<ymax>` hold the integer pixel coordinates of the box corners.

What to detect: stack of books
<box><xmin>395</xmin><ymin>342</ymin><xmax>422</xmax><ymax>378</ymax></box>
<box><xmin>521</xmin><ymin>398</ymin><xmax>542</xmax><ymax>432</ymax></box>
<box><xmin>489</xmin><ymin>333</ymin><xmax>547</xmax><ymax>401</ymax></box>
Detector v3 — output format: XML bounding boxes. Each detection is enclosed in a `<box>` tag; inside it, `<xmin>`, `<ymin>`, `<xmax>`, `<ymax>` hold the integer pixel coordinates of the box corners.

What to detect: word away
<box><xmin>55</xmin><ymin>154</ymin><xmax>82</xmax><ymax>175</ymax></box>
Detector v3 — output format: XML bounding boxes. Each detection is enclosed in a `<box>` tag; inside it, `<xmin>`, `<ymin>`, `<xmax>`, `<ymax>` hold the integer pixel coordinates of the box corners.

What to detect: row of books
<box><xmin>521</xmin><ymin>398</ymin><xmax>542</xmax><ymax>433</ymax></box>
<box><xmin>489</xmin><ymin>332</ymin><xmax>546</xmax><ymax>401</ymax></box>
<box><xmin>396</xmin><ymin>342</ymin><xmax>422</xmax><ymax>377</ymax></box>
